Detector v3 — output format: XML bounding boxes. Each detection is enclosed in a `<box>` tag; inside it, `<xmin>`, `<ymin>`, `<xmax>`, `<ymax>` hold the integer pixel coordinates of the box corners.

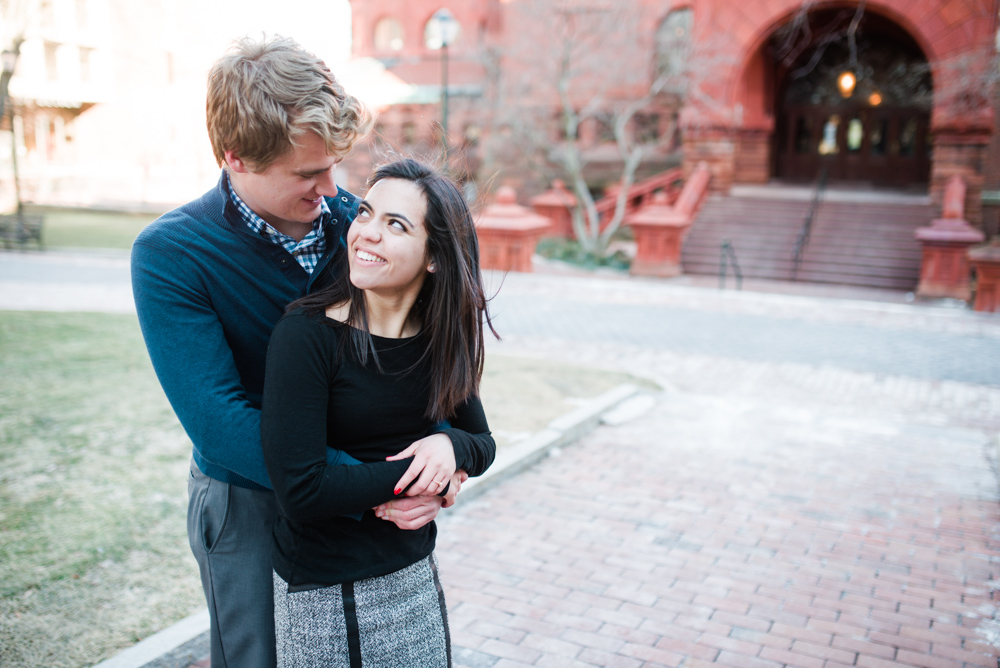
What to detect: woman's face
<box><xmin>347</xmin><ymin>178</ymin><xmax>432</xmax><ymax>298</ymax></box>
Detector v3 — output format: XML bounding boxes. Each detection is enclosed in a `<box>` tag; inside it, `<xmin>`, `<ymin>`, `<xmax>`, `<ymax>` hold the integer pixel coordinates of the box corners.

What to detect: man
<box><xmin>132</xmin><ymin>36</ymin><xmax>461</xmax><ymax>668</ymax></box>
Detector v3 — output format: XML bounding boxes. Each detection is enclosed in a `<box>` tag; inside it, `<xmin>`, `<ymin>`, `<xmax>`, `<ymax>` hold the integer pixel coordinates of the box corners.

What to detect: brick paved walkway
<box><xmin>7</xmin><ymin>251</ymin><xmax>996</xmax><ymax>667</ymax></box>
<box><xmin>436</xmin><ymin>333</ymin><xmax>1000</xmax><ymax>667</ymax></box>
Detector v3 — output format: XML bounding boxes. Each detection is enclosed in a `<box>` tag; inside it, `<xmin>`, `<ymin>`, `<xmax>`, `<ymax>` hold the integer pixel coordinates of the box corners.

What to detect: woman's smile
<box><xmin>355</xmin><ymin>249</ymin><xmax>386</xmax><ymax>263</ymax></box>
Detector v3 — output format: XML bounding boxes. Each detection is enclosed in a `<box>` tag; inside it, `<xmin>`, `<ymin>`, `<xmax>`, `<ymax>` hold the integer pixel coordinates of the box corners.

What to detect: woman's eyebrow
<box><xmin>386</xmin><ymin>212</ymin><xmax>413</xmax><ymax>228</ymax></box>
<box><xmin>359</xmin><ymin>200</ymin><xmax>413</xmax><ymax>229</ymax></box>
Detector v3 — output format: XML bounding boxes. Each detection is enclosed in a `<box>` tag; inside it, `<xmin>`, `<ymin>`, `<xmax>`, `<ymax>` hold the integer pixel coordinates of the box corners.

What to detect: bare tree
<box><xmin>481</xmin><ymin>0</ymin><xmax>704</xmax><ymax>258</ymax></box>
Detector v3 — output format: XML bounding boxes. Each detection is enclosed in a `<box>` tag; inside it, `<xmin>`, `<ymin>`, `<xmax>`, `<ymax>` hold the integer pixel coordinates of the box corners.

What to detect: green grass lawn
<box><xmin>0</xmin><ymin>310</ymin><xmax>650</xmax><ymax>668</ymax></box>
<box><xmin>0</xmin><ymin>311</ymin><xmax>201</xmax><ymax>668</ymax></box>
<box><xmin>31</xmin><ymin>208</ymin><xmax>159</xmax><ymax>250</ymax></box>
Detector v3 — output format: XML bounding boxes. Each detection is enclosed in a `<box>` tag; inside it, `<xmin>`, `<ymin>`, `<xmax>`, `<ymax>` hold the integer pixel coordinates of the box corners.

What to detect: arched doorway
<box><xmin>771</xmin><ymin>7</ymin><xmax>932</xmax><ymax>188</ymax></box>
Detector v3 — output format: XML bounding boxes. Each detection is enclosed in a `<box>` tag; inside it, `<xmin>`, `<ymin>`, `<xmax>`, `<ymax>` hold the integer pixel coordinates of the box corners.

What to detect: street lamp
<box><xmin>1</xmin><ymin>45</ymin><xmax>23</xmax><ymax>224</ymax></box>
<box><xmin>425</xmin><ymin>8</ymin><xmax>460</xmax><ymax>161</ymax></box>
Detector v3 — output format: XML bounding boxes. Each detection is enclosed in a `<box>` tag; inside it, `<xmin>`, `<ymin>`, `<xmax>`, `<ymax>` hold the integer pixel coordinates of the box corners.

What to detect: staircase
<box><xmin>681</xmin><ymin>186</ymin><xmax>935</xmax><ymax>291</ymax></box>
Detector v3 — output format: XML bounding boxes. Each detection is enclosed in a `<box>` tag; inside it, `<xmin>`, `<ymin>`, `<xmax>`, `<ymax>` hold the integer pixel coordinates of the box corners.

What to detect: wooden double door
<box><xmin>775</xmin><ymin>104</ymin><xmax>930</xmax><ymax>188</ymax></box>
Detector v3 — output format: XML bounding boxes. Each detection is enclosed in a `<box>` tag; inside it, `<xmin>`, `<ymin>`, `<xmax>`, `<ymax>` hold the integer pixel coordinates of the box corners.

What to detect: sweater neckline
<box><xmin>321</xmin><ymin>313</ymin><xmax>423</xmax><ymax>344</ymax></box>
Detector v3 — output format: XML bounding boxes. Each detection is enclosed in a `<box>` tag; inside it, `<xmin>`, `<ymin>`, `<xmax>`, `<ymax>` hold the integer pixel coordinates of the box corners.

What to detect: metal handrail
<box><xmin>719</xmin><ymin>239</ymin><xmax>743</xmax><ymax>290</ymax></box>
<box><xmin>791</xmin><ymin>168</ymin><xmax>827</xmax><ymax>280</ymax></box>
<box><xmin>596</xmin><ymin>167</ymin><xmax>685</xmax><ymax>228</ymax></box>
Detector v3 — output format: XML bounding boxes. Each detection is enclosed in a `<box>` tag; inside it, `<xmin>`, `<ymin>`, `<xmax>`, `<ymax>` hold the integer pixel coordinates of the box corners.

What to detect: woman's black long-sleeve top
<box><xmin>261</xmin><ymin>310</ymin><xmax>495</xmax><ymax>587</ymax></box>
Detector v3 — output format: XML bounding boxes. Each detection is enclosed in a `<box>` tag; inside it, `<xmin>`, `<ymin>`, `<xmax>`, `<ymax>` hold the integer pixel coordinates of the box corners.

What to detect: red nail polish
<box><xmin>394</xmin><ymin>488</ymin><xmax>401</xmax><ymax>495</ymax></box>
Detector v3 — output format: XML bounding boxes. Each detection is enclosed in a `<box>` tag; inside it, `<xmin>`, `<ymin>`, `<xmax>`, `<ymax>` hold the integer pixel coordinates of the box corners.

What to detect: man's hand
<box><xmin>386</xmin><ymin>433</ymin><xmax>456</xmax><ymax>497</ymax></box>
<box><xmin>373</xmin><ymin>470</ymin><xmax>469</xmax><ymax>528</ymax></box>
<box><xmin>442</xmin><ymin>470</ymin><xmax>468</xmax><ymax>508</ymax></box>
<box><xmin>373</xmin><ymin>495</ymin><xmax>442</xmax><ymax>530</ymax></box>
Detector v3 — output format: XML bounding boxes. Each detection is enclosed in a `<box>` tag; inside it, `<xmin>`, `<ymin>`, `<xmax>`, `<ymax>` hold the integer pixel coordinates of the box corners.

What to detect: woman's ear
<box><xmin>427</xmin><ymin>262</ymin><xmax>437</xmax><ymax>273</ymax></box>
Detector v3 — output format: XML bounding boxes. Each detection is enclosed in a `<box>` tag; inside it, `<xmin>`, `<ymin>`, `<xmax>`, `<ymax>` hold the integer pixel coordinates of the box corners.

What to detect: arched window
<box><xmin>374</xmin><ymin>17</ymin><xmax>405</xmax><ymax>52</ymax></box>
<box><xmin>655</xmin><ymin>8</ymin><xmax>693</xmax><ymax>85</ymax></box>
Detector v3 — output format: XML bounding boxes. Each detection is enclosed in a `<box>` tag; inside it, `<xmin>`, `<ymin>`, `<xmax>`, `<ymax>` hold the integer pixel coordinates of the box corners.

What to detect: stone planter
<box><xmin>477</xmin><ymin>186</ymin><xmax>551</xmax><ymax>273</ymax></box>
<box><xmin>915</xmin><ymin>176</ymin><xmax>985</xmax><ymax>301</ymax></box>
<box><xmin>626</xmin><ymin>192</ymin><xmax>693</xmax><ymax>277</ymax></box>
<box><xmin>530</xmin><ymin>179</ymin><xmax>576</xmax><ymax>238</ymax></box>
<box><xmin>969</xmin><ymin>238</ymin><xmax>1000</xmax><ymax>312</ymax></box>
<box><xmin>626</xmin><ymin>163</ymin><xmax>711</xmax><ymax>278</ymax></box>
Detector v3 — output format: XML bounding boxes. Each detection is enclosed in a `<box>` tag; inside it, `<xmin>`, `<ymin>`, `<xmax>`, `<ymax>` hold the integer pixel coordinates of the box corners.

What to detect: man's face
<box><xmin>226</xmin><ymin>131</ymin><xmax>339</xmax><ymax>238</ymax></box>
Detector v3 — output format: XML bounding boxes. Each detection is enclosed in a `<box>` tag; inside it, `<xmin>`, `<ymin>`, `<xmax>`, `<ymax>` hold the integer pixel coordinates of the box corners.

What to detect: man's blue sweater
<box><xmin>131</xmin><ymin>173</ymin><xmax>361</xmax><ymax>490</ymax></box>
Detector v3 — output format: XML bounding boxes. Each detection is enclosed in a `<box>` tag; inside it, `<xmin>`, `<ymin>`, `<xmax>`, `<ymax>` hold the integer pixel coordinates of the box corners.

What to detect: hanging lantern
<box><xmin>837</xmin><ymin>71</ymin><xmax>857</xmax><ymax>97</ymax></box>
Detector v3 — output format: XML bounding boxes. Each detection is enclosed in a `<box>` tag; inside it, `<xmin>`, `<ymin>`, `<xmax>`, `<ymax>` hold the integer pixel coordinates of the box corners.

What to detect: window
<box><xmin>595</xmin><ymin>113</ymin><xmax>616</xmax><ymax>144</ymax></box>
<box><xmin>869</xmin><ymin>119</ymin><xmax>888</xmax><ymax>156</ymax></box>
<box><xmin>818</xmin><ymin>115</ymin><xmax>840</xmax><ymax>155</ymax></box>
<box><xmin>44</xmin><ymin>43</ymin><xmax>59</xmax><ymax>81</ymax></box>
<box><xmin>402</xmin><ymin>121</ymin><xmax>418</xmax><ymax>145</ymax></box>
<box><xmin>634</xmin><ymin>113</ymin><xmax>660</xmax><ymax>144</ymax></box>
<box><xmin>655</xmin><ymin>8</ymin><xmax>693</xmax><ymax>86</ymax></box>
<box><xmin>374</xmin><ymin>17</ymin><xmax>405</xmax><ymax>52</ymax></box>
<box><xmin>899</xmin><ymin>118</ymin><xmax>918</xmax><ymax>157</ymax></box>
<box><xmin>79</xmin><ymin>47</ymin><xmax>92</xmax><ymax>82</ymax></box>
<box><xmin>40</xmin><ymin>0</ymin><xmax>55</xmax><ymax>26</ymax></box>
<box><xmin>846</xmin><ymin>117</ymin><xmax>863</xmax><ymax>152</ymax></box>
<box><xmin>794</xmin><ymin>116</ymin><xmax>812</xmax><ymax>154</ymax></box>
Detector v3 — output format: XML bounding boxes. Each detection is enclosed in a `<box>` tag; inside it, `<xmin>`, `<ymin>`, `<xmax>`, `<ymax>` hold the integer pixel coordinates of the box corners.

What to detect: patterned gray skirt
<box><xmin>273</xmin><ymin>554</ymin><xmax>451</xmax><ymax>668</ymax></box>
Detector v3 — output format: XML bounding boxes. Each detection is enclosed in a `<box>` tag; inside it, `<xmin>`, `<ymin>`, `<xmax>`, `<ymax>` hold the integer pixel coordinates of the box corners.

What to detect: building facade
<box><xmin>348</xmin><ymin>0</ymin><xmax>998</xmax><ymax>228</ymax></box>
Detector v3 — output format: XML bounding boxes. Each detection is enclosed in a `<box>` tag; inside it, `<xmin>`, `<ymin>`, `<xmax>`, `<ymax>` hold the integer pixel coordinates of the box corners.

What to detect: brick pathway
<box><xmin>10</xmin><ymin>251</ymin><xmax>993</xmax><ymax>667</ymax></box>
<box><xmin>436</xmin><ymin>334</ymin><xmax>1000</xmax><ymax>667</ymax></box>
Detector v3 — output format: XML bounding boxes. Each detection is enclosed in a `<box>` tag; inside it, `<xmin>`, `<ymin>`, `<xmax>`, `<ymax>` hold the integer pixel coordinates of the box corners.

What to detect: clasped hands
<box><xmin>372</xmin><ymin>432</ymin><xmax>468</xmax><ymax>530</ymax></box>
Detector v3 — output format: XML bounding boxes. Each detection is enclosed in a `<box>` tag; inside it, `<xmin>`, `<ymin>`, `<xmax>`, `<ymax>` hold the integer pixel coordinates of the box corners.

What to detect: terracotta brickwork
<box><xmin>674</xmin><ymin>0</ymin><xmax>997</xmax><ymax>223</ymax></box>
<box><xmin>349</xmin><ymin>0</ymin><xmax>997</xmax><ymax>224</ymax></box>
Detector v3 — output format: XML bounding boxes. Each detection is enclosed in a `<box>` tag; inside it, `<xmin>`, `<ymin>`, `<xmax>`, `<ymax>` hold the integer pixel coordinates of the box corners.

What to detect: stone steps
<box><xmin>682</xmin><ymin>193</ymin><xmax>934</xmax><ymax>291</ymax></box>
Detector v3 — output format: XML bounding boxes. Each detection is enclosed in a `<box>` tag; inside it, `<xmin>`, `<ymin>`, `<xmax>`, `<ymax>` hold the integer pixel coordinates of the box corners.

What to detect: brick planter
<box><xmin>530</xmin><ymin>180</ymin><xmax>576</xmax><ymax>238</ymax></box>
<box><xmin>915</xmin><ymin>176</ymin><xmax>985</xmax><ymax>301</ymax></box>
<box><xmin>969</xmin><ymin>238</ymin><xmax>1000</xmax><ymax>312</ymax></box>
<box><xmin>626</xmin><ymin>163</ymin><xmax>710</xmax><ymax>278</ymax></box>
<box><xmin>477</xmin><ymin>186</ymin><xmax>551</xmax><ymax>273</ymax></box>
<box><xmin>626</xmin><ymin>192</ymin><xmax>692</xmax><ymax>277</ymax></box>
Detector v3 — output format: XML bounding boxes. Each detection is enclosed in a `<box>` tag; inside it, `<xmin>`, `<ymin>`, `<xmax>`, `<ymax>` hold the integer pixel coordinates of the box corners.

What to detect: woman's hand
<box><xmin>387</xmin><ymin>433</ymin><xmax>456</xmax><ymax>498</ymax></box>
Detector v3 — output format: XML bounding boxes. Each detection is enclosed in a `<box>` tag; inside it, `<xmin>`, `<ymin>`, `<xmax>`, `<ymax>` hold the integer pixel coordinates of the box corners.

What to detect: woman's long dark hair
<box><xmin>288</xmin><ymin>158</ymin><xmax>498</xmax><ymax>421</ymax></box>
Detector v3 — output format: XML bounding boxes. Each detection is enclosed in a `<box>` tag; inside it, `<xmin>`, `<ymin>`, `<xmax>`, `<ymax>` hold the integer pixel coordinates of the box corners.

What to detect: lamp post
<box><xmin>425</xmin><ymin>8</ymin><xmax>459</xmax><ymax>163</ymax></box>
<box><xmin>1</xmin><ymin>45</ymin><xmax>23</xmax><ymax>224</ymax></box>
<box><xmin>0</xmin><ymin>49</ymin><xmax>17</xmax><ymax>121</ymax></box>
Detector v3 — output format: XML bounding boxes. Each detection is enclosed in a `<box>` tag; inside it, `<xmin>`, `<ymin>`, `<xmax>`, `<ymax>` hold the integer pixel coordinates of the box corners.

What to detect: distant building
<box><xmin>0</xmin><ymin>0</ymin><xmax>351</xmax><ymax>212</ymax></box>
<box><xmin>349</xmin><ymin>0</ymin><xmax>996</xmax><ymax>209</ymax></box>
<box><xmin>346</xmin><ymin>0</ymin><xmax>999</xmax><ymax>289</ymax></box>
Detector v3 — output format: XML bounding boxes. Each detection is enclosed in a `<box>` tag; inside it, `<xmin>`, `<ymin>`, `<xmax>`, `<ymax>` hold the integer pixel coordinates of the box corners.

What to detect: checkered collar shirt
<box><xmin>224</xmin><ymin>170</ymin><xmax>329</xmax><ymax>274</ymax></box>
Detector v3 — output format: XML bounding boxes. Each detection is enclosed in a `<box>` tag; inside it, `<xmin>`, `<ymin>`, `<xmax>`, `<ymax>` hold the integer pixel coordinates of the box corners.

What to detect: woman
<box><xmin>261</xmin><ymin>158</ymin><xmax>496</xmax><ymax>667</ymax></box>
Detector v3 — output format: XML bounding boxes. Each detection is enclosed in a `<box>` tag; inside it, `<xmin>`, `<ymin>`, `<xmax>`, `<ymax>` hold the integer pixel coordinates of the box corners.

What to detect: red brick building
<box><xmin>348</xmin><ymin>0</ymin><xmax>999</xmax><ymax>288</ymax></box>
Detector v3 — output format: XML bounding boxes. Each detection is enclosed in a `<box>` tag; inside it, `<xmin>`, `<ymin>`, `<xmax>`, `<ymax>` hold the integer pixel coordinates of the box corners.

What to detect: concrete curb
<box><xmin>88</xmin><ymin>382</ymin><xmax>644</xmax><ymax>668</ymax></box>
<box><xmin>90</xmin><ymin>610</ymin><xmax>209</xmax><ymax>668</ymax></box>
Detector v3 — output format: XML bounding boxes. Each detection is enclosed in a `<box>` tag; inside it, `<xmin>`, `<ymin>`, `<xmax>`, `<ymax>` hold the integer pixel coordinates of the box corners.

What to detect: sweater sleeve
<box><xmin>441</xmin><ymin>396</ymin><xmax>496</xmax><ymax>478</ymax></box>
<box><xmin>132</xmin><ymin>234</ymin><xmax>360</xmax><ymax>489</ymax></box>
<box><xmin>132</xmin><ymin>236</ymin><xmax>274</xmax><ymax>487</ymax></box>
<box><xmin>261</xmin><ymin>314</ymin><xmax>414</xmax><ymax>522</ymax></box>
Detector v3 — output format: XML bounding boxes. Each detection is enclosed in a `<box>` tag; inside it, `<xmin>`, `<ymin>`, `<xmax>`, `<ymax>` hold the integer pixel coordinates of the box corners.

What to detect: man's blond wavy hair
<box><xmin>206</xmin><ymin>35</ymin><xmax>374</xmax><ymax>171</ymax></box>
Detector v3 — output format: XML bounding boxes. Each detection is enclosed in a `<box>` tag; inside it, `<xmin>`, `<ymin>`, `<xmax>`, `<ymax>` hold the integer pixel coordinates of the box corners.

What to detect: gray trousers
<box><xmin>188</xmin><ymin>459</ymin><xmax>277</xmax><ymax>668</ymax></box>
